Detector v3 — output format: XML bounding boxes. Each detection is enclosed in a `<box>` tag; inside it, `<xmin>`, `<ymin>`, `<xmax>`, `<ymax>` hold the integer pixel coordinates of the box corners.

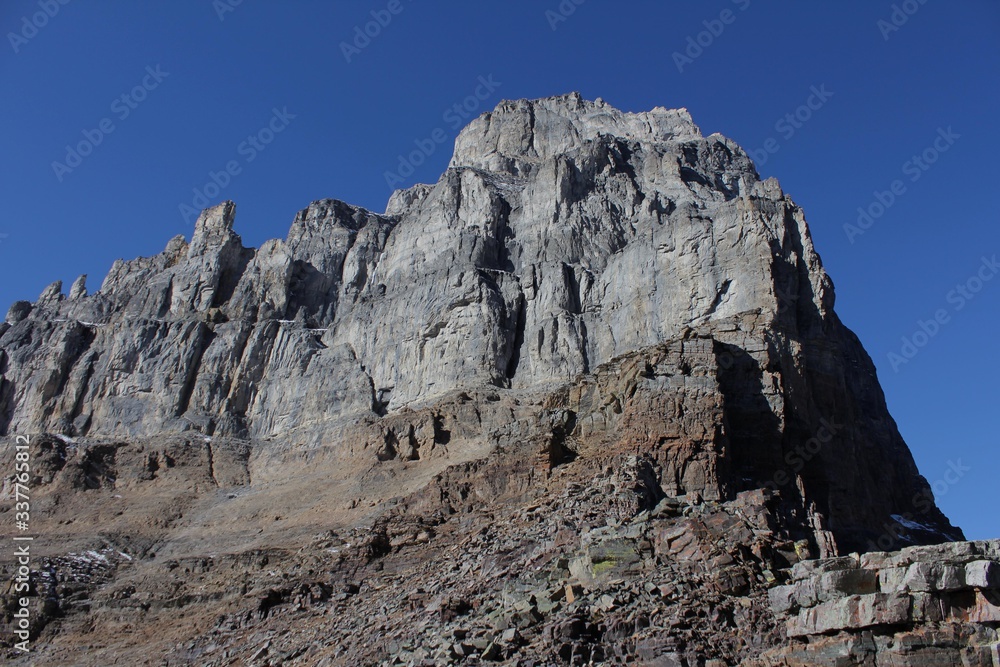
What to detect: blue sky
<box><xmin>1</xmin><ymin>1</ymin><xmax>997</xmax><ymax>540</ymax></box>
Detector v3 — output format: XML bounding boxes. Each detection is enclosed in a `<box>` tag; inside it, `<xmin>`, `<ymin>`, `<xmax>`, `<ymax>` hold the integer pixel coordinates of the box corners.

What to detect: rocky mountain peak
<box><xmin>190</xmin><ymin>199</ymin><xmax>238</xmax><ymax>252</ymax></box>
<box><xmin>1</xmin><ymin>95</ymin><xmax>989</xmax><ymax>666</ymax></box>
<box><xmin>450</xmin><ymin>92</ymin><xmax>701</xmax><ymax>175</ymax></box>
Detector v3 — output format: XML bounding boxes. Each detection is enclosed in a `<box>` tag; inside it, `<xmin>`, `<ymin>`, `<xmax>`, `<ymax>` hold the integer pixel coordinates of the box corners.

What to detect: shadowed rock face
<box><xmin>0</xmin><ymin>94</ymin><xmax>977</xmax><ymax>665</ymax></box>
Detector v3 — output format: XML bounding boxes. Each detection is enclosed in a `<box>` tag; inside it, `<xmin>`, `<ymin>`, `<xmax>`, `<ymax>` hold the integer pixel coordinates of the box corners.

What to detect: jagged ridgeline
<box><xmin>0</xmin><ymin>93</ymin><xmax>956</xmax><ymax>551</ymax></box>
<box><xmin>2</xmin><ymin>94</ymin><xmax>991</xmax><ymax>666</ymax></box>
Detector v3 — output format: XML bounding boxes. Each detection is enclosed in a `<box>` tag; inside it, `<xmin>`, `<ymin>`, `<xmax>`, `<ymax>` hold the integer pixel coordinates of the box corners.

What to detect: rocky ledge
<box><xmin>755</xmin><ymin>540</ymin><xmax>1000</xmax><ymax>666</ymax></box>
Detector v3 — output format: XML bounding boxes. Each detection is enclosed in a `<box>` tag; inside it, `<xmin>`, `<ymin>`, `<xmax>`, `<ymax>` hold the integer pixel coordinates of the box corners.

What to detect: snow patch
<box><xmin>85</xmin><ymin>550</ymin><xmax>110</xmax><ymax>564</ymax></box>
<box><xmin>891</xmin><ymin>514</ymin><xmax>939</xmax><ymax>533</ymax></box>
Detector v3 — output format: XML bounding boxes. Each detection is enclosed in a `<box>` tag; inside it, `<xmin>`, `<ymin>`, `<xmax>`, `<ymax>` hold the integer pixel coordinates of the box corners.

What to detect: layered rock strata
<box><xmin>754</xmin><ymin>540</ymin><xmax>1000</xmax><ymax>665</ymax></box>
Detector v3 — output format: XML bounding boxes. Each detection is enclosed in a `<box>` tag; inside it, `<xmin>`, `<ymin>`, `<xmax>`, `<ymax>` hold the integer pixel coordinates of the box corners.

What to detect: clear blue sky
<box><xmin>2</xmin><ymin>1</ymin><xmax>997</xmax><ymax>540</ymax></box>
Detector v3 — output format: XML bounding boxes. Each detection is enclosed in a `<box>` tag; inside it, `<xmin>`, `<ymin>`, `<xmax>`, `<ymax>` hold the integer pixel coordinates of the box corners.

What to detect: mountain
<box><xmin>1</xmin><ymin>93</ymin><xmax>996</xmax><ymax>666</ymax></box>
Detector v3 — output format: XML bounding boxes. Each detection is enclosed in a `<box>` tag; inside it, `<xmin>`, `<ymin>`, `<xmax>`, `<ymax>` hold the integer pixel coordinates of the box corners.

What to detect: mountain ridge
<box><xmin>2</xmin><ymin>94</ymin><xmax>994</xmax><ymax>666</ymax></box>
<box><xmin>0</xmin><ymin>91</ymin><xmax>960</xmax><ymax>550</ymax></box>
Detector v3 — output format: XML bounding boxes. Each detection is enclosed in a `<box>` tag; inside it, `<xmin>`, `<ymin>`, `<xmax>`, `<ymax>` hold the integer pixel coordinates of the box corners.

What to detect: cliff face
<box><xmin>0</xmin><ymin>94</ymin><xmax>984</xmax><ymax>666</ymax></box>
<box><xmin>0</xmin><ymin>93</ymin><xmax>957</xmax><ymax>552</ymax></box>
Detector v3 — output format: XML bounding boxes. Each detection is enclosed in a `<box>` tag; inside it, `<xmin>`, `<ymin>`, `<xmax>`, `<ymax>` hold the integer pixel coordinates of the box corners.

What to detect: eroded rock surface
<box><xmin>0</xmin><ymin>94</ymin><xmax>985</xmax><ymax>665</ymax></box>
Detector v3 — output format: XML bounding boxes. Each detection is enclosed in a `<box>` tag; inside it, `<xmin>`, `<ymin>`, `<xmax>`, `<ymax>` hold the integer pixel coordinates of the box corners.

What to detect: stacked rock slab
<box><xmin>754</xmin><ymin>540</ymin><xmax>1000</xmax><ymax>665</ymax></box>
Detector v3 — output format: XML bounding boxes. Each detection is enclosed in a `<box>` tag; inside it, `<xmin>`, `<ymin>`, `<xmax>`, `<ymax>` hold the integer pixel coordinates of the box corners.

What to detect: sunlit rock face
<box><xmin>1</xmin><ymin>93</ymin><xmax>960</xmax><ymax>557</ymax></box>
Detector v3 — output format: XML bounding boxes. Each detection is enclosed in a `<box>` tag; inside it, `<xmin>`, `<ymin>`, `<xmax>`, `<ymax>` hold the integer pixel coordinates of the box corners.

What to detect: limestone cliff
<box><xmin>0</xmin><ymin>94</ymin><xmax>985</xmax><ymax>666</ymax></box>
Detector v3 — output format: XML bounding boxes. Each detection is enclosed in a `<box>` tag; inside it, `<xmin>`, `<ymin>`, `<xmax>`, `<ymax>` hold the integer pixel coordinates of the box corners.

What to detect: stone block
<box><xmin>902</xmin><ymin>562</ymin><xmax>966</xmax><ymax>592</ymax></box>
<box><xmin>966</xmin><ymin>560</ymin><xmax>1000</xmax><ymax>589</ymax></box>
<box><xmin>787</xmin><ymin>593</ymin><xmax>911</xmax><ymax>637</ymax></box>
<box><xmin>790</xmin><ymin>556</ymin><xmax>859</xmax><ymax>582</ymax></box>
<box><xmin>768</xmin><ymin>584</ymin><xmax>798</xmax><ymax>614</ymax></box>
<box><xmin>815</xmin><ymin>568</ymin><xmax>877</xmax><ymax>602</ymax></box>
<box><xmin>878</xmin><ymin>566</ymin><xmax>908</xmax><ymax>593</ymax></box>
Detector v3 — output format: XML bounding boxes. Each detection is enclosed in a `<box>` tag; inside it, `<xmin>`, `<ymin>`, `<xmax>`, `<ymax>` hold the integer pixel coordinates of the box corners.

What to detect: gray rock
<box><xmin>815</xmin><ymin>568</ymin><xmax>878</xmax><ymax>601</ymax></box>
<box><xmin>965</xmin><ymin>560</ymin><xmax>1000</xmax><ymax>589</ymax></box>
<box><xmin>37</xmin><ymin>280</ymin><xmax>63</xmax><ymax>305</ymax></box>
<box><xmin>786</xmin><ymin>593</ymin><xmax>912</xmax><ymax>637</ymax></box>
<box><xmin>878</xmin><ymin>566</ymin><xmax>909</xmax><ymax>593</ymax></box>
<box><xmin>0</xmin><ymin>93</ymin><xmax>962</xmax><ymax>553</ymax></box>
<box><xmin>767</xmin><ymin>537</ymin><xmax>1000</xmax><ymax>660</ymax></box>
<box><xmin>69</xmin><ymin>274</ymin><xmax>88</xmax><ymax>300</ymax></box>
<box><xmin>5</xmin><ymin>300</ymin><xmax>31</xmax><ymax>324</ymax></box>
<box><xmin>902</xmin><ymin>562</ymin><xmax>966</xmax><ymax>592</ymax></box>
<box><xmin>767</xmin><ymin>584</ymin><xmax>798</xmax><ymax>614</ymax></box>
<box><xmin>790</xmin><ymin>556</ymin><xmax>860</xmax><ymax>582</ymax></box>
